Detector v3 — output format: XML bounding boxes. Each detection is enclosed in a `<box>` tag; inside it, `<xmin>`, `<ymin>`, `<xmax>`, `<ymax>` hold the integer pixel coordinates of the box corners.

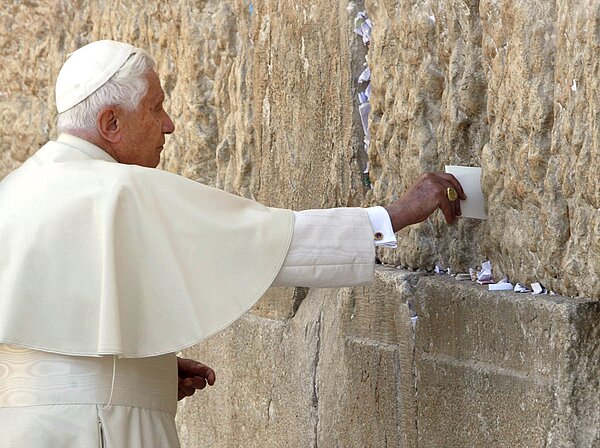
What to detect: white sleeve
<box><xmin>365</xmin><ymin>206</ymin><xmax>397</xmax><ymax>248</ymax></box>
<box><xmin>271</xmin><ymin>207</ymin><xmax>386</xmax><ymax>288</ymax></box>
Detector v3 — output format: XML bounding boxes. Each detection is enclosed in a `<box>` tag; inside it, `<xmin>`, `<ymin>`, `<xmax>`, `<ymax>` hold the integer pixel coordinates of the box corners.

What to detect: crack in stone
<box><xmin>311</xmin><ymin>311</ymin><xmax>323</xmax><ymax>448</ymax></box>
<box><xmin>412</xmin><ymin>315</ymin><xmax>419</xmax><ymax>448</ymax></box>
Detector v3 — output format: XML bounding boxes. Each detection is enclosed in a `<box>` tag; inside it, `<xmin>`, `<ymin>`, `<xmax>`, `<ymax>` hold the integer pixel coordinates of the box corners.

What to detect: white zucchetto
<box><xmin>55</xmin><ymin>40</ymin><xmax>134</xmax><ymax>113</ymax></box>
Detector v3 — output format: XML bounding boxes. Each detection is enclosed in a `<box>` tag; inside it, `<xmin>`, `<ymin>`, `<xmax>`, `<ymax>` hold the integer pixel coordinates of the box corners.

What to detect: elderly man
<box><xmin>0</xmin><ymin>40</ymin><xmax>464</xmax><ymax>447</ymax></box>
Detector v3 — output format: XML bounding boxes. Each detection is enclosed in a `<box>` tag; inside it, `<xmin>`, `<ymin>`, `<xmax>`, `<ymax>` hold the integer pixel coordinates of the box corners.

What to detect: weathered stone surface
<box><xmin>367</xmin><ymin>0</ymin><xmax>490</xmax><ymax>278</ymax></box>
<box><xmin>413</xmin><ymin>275</ymin><xmax>600</xmax><ymax>447</ymax></box>
<box><xmin>367</xmin><ymin>0</ymin><xmax>599</xmax><ymax>299</ymax></box>
<box><xmin>177</xmin><ymin>268</ymin><xmax>418</xmax><ymax>447</ymax></box>
<box><xmin>176</xmin><ymin>310</ymin><xmax>320</xmax><ymax>447</ymax></box>
<box><xmin>179</xmin><ymin>267</ymin><xmax>600</xmax><ymax>447</ymax></box>
<box><xmin>1</xmin><ymin>0</ymin><xmax>597</xmax><ymax>297</ymax></box>
<box><xmin>1</xmin><ymin>0</ymin><xmax>367</xmax><ymax>206</ymax></box>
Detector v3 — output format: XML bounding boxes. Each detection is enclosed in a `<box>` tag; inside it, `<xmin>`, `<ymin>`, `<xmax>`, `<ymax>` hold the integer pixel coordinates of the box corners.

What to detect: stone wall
<box><xmin>1</xmin><ymin>0</ymin><xmax>599</xmax><ymax>447</ymax></box>
<box><xmin>367</xmin><ymin>0</ymin><xmax>599</xmax><ymax>299</ymax></box>
<box><xmin>177</xmin><ymin>268</ymin><xmax>600</xmax><ymax>447</ymax></box>
<box><xmin>2</xmin><ymin>0</ymin><xmax>598</xmax><ymax>298</ymax></box>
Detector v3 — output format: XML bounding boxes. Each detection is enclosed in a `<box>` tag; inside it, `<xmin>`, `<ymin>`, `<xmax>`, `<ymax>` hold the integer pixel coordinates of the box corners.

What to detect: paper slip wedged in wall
<box><xmin>444</xmin><ymin>165</ymin><xmax>487</xmax><ymax>219</ymax></box>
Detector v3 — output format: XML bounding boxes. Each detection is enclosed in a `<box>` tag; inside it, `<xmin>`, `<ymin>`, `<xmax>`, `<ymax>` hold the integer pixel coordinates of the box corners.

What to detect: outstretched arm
<box><xmin>271</xmin><ymin>172</ymin><xmax>466</xmax><ymax>288</ymax></box>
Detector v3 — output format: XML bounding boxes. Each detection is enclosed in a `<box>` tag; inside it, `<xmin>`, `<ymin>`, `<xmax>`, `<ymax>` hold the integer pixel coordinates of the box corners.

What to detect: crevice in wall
<box><xmin>289</xmin><ymin>287</ymin><xmax>310</xmax><ymax>319</ymax></box>
<box><xmin>393</xmin><ymin>347</ymin><xmax>404</xmax><ymax>445</ymax></box>
<box><xmin>349</xmin><ymin>1</ymin><xmax>371</xmax><ymax>191</ymax></box>
<box><xmin>409</xmin><ymin>282</ymin><xmax>420</xmax><ymax>448</ymax></box>
<box><xmin>311</xmin><ymin>311</ymin><xmax>323</xmax><ymax>448</ymax></box>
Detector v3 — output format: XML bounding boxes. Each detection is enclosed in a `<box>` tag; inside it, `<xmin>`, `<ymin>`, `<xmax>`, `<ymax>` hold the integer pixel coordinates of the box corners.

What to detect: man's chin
<box><xmin>153</xmin><ymin>147</ymin><xmax>164</xmax><ymax>167</ymax></box>
<box><xmin>138</xmin><ymin>155</ymin><xmax>161</xmax><ymax>169</ymax></box>
<box><xmin>149</xmin><ymin>156</ymin><xmax>161</xmax><ymax>168</ymax></box>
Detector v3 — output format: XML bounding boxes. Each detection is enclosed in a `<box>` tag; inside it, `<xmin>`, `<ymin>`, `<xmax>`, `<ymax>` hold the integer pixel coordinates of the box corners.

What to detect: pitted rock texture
<box><xmin>0</xmin><ymin>0</ymin><xmax>367</xmax><ymax>209</ymax></box>
<box><xmin>367</xmin><ymin>0</ymin><xmax>599</xmax><ymax>298</ymax></box>
<box><xmin>178</xmin><ymin>268</ymin><xmax>600</xmax><ymax>447</ymax></box>
<box><xmin>0</xmin><ymin>1</ymin><xmax>597</xmax><ymax>298</ymax></box>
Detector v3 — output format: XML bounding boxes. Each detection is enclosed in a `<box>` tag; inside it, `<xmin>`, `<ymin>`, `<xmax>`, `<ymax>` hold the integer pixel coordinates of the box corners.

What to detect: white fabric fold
<box><xmin>0</xmin><ymin>137</ymin><xmax>294</xmax><ymax>357</ymax></box>
<box><xmin>0</xmin><ymin>344</ymin><xmax>180</xmax><ymax>447</ymax></box>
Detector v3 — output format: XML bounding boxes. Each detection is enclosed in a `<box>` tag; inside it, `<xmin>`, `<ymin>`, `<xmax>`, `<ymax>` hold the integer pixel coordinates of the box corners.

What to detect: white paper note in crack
<box><xmin>444</xmin><ymin>165</ymin><xmax>487</xmax><ymax>219</ymax></box>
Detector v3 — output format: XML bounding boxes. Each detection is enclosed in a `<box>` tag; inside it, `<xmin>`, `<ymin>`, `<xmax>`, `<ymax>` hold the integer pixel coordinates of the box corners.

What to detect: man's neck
<box><xmin>66</xmin><ymin>130</ymin><xmax>118</xmax><ymax>161</ymax></box>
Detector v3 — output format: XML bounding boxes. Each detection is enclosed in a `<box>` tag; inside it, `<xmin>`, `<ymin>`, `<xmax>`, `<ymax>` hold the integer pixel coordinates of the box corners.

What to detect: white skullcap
<box><xmin>55</xmin><ymin>40</ymin><xmax>134</xmax><ymax>113</ymax></box>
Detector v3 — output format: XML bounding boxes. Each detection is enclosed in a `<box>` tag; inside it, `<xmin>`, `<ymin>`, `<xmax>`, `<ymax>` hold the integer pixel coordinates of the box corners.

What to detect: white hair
<box><xmin>56</xmin><ymin>48</ymin><xmax>156</xmax><ymax>132</ymax></box>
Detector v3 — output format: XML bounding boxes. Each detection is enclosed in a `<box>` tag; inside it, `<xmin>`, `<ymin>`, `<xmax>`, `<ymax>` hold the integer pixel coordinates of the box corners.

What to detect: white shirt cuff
<box><xmin>365</xmin><ymin>206</ymin><xmax>397</xmax><ymax>248</ymax></box>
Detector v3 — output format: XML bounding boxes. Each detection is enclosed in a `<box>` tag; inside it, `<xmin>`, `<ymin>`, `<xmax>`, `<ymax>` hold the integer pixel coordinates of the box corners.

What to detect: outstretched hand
<box><xmin>384</xmin><ymin>172</ymin><xmax>466</xmax><ymax>232</ymax></box>
<box><xmin>177</xmin><ymin>357</ymin><xmax>216</xmax><ymax>401</ymax></box>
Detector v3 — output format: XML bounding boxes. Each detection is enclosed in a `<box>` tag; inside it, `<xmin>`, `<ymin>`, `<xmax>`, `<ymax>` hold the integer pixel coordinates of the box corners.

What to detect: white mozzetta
<box><xmin>0</xmin><ymin>135</ymin><xmax>294</xmax><ymax>357</ymax></box>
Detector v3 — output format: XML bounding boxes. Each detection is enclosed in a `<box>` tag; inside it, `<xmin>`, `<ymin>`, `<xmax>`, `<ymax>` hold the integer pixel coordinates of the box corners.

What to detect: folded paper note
<box><xmin>476</xmin><ymin>260</ymin><xmax>494</xmax><ymax>284</ymax></box>
<box><xmin>445</xmin><ymin>165</ymin><xmax>487</xmax><ymax>219</ymax></box>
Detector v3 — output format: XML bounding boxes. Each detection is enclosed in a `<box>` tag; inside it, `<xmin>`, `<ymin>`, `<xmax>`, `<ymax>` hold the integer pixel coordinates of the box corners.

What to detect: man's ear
<box><xmin>97</xmin><ymin>108</ymin><xmax>122</xmax><ymax>143</ymax></box>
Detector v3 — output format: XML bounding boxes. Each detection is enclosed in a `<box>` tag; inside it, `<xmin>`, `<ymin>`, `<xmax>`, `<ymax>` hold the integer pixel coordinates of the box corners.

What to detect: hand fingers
<box><xmin>177</xmin><ymin>358</ymin><xmax>216</xmax><ymax>385</ymax></box>
<box><xmin>454</xmin><ymin>198</ymin><xmax>462</xmax><ymax>218</ymax></box>
<box><xmin>178</xmin><ymin>385</ymin><xmax>196</xmax><ymax>400</ymax></box>
<box><xmin>383</xmin><ymin>171</ymin><xmax>466</xmax><ymax>230</ymax></box>
<box><xmin>178</xmin><ymin>379</ymin><xmax>197</xmax><ymax>400</ymax></box>
<box><xmin>432</xmin><ymin>173</ymin><xmax>465</xmax><ymax>223</ymax></box>
<box><xmin>177</xmin><ymin>376</ymin><xmax>209</xmax><ymax>401</ymax></box>
<box><xmin>178</xmin><ymin>388</ymin><xmax>190</xmax><ymax>400</ymax></box>
<box><xmin>188</xmin><ymin>366</ymin><xmax>215</xmax><ymax>385</ymax></box>
<box><xmin>185</xmin><ymin>364</ymin><xmax>215</xmax><ymax>384</ymax></box>
<box><xmin>429</xmin><ymin>174</ymin><xmax>462</xmax><ymax>224</ymax></box>
<box><xmin>176</xmin><ymin>358</ymin><xmax>217</xmax><ymax>401</ymax></box>
<box><xmin>205</xmin><ymin>368</ymin><xmax>216</xmax><ymax>385</ymax></box>
<box><xmin>437</xmin><ymin>194</ymin><xmax>457</xmax><ymax>224</ymax></box>
<box><xmin>449</xmin><ymin>188</ymin><xmax>461</xmax><ymax>218</ymax></box>
<box><xmin>183</xmin><ymin>376</ymin><xmax>208</xmax><ymax>390</ymax></box>
<box><xmin>437</xmin><ymin>173</ymin><xmax>467</xmax><ymax>200</ymax></box>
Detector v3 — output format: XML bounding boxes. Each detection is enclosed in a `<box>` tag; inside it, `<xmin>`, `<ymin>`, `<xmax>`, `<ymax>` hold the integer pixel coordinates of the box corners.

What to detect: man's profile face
<box><xmin>117</xmin><ymin>70</ymin><xmax>175</xmax><ymax>168</ymax></box>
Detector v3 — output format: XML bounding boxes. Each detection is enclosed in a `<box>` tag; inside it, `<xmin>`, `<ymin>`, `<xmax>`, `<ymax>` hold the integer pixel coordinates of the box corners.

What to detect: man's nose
<box><xmin>163</xmin><ymin>113</ymin><xmax>175</xmax><ymax>134</ymax></box>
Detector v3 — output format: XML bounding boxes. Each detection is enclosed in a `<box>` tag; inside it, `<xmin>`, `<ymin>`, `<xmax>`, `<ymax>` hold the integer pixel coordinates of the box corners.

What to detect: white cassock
<box><xmin>0</xmin><ymin>134</ymin><xmax>394</xmax><ymax>447</ymax></box>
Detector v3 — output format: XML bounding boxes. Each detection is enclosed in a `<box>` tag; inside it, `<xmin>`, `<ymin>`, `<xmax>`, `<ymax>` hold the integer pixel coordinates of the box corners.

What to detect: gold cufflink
<box><xmin>374</xmin><ymin>232</ymin><xmax>384</xmax><ymax>241</ymax></box>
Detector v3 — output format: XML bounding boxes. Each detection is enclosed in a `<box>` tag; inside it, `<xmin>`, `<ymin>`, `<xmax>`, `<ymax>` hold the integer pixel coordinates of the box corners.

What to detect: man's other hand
<box><xmin>385</xmin><ymin>172</ymin><xmax>467</xmax><ymax>232</ymax></box>
<box><xmin>177</xmin><ymin>357</ymin><xmax>216</xmax><ymax>401</ymax></box>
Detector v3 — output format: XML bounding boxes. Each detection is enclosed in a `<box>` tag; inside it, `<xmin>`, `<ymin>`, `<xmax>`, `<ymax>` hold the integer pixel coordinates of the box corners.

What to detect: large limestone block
<box><xmin>367</xmin><ymin>0</ymin><xmax>489</xmax><ymax>274</ymax></box>
<box><xmin>414</xmin><ymin>275</ymin><xmax>600</xmax><ymax>447</ymax></box>
<box><xmin>480</xmin><ymin>0</ymin><xmax>599</xmax><ymax>299</ymax></box>
<box><xmin>176</xmin><ymin>311</ymin><xmax>319</xmax><ymax>447</ymax></box>
<box><xmin>416</xmin><ymin>357</ymin><xmax>556</xmax><ymax>447</ymax></box>
<box><xmin>242</xmin><ymin>0</ymin><xmax>367</xmax><ymax>210</ymax></box>
<box><xmin>316</xmin><ymin>270</ymin><xmax>418</xmax><ymax>447</ymax></box>
<box><xmin>175</xmin><ymin>289</ymin><xmax>328</xmax><ymax>447</ymax></box>
<box><xmin>177</xmin><ymin>267</ymin><xmax>419</xmax><ymax>447</ymax></box>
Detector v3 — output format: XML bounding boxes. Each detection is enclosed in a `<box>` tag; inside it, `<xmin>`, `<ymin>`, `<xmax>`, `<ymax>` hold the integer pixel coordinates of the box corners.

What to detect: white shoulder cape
<box><xmin>0</xmin><ymin>135</ymin><xmax>294</xmax><ymax>357</ymax></box>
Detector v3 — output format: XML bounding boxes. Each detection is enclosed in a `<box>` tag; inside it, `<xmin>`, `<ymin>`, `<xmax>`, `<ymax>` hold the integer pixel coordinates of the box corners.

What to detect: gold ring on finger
<box><xmin>446</xmin><ymin>187</ymin><xmax>458</xmax><ymax>202</ymax></box>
